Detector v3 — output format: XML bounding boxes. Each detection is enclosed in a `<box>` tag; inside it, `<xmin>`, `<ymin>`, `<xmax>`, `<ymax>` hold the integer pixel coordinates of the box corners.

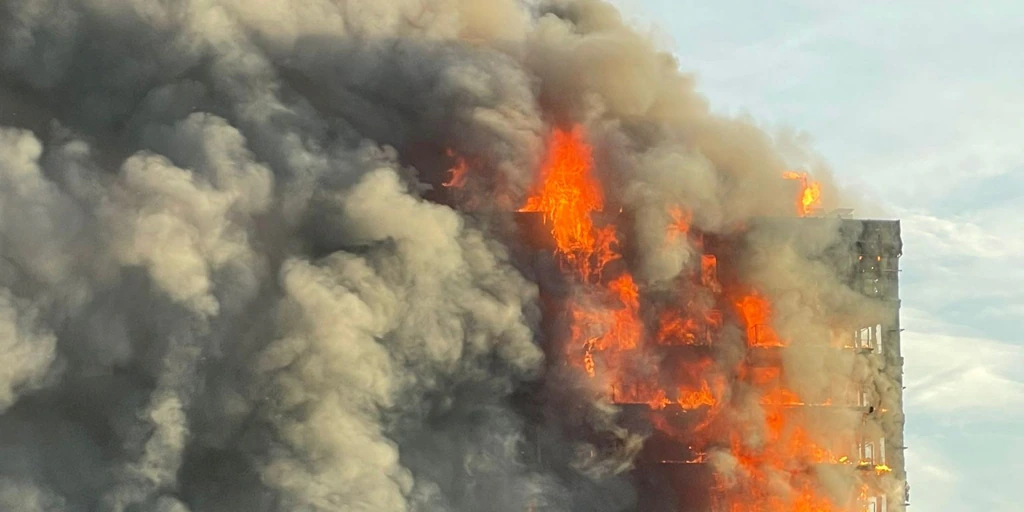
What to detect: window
<box><xmin>854</xmin><ymin>325</ymin><xmax>881</xmax><ymax>351</ymax></box>
<box><xmin>701</xmin><ymin>254</ymin><xmax>720</xmax><ymax>292</ymax></box>
<box><xmin>861</xmin><ymin>441</ymin><xmax>875</xmax><ymax>464</ymax></box>
<box><xmin>751</xmin><ymin>324</ymin><xmax>779</xmax><ymax>346</ymax></box>
<box><xmin>880</xmin><ymin>254</ymin><xmax>898</xmax><ymax>272</ymax></box>
<box><xmin>865</xmin><ymin>497</ymin><xmax>878</xmax><ymax>512</ymax></box>
<box><xmin>839</xmin><ymin>383</ymin><xmax>857</xmax><ymax>406</ymax></box>
<box><xmin>863</xmin><ymin>277</ymin><xmax>881</xmax><ymax>296</ymax></box>
<box><xmin>703</xmin><ymin>310</ymin><xmax>722</xmax><ymax>346</ymax></box>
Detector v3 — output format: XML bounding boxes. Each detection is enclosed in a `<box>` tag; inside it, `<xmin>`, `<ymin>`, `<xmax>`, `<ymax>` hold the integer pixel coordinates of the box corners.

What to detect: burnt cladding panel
<box><xmin>635</xmin><ymin>463</ymin><xmax>715</xmax><ymax>512</ymax></box>
<box><xmin>640</xmin><ymin>218</ymin><xmax>907</xmax><ymax>511</ymax></box>
<box><xmin>854</xmin><ymin>220</ymin><xmax>908</xmax><ymax>510</ymax></box>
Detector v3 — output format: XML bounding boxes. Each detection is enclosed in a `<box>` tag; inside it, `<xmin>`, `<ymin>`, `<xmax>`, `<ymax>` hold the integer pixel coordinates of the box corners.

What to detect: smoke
<box><xmin>0</xmin><ymin>0</ymin><xmax>902</xmax><ymax>511</ymax></box>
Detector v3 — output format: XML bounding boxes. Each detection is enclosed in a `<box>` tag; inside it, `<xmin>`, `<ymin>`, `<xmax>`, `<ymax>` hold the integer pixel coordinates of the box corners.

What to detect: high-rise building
<box><xmin>516</xmin><ymin>214</ymin><xmax>908</xmax><ymax>512</ymax></box>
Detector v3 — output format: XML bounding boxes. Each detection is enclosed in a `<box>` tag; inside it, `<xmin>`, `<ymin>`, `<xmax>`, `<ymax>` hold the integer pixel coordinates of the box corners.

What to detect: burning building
<box><xmin>505</xmin><ymin>128</ymin><xmax>909</xmax><ymax>512</ymax></box>
<box><xmin>0</xmin><ymin>1</ymin><xmax>908</xmax><ymax>511</ymax></box>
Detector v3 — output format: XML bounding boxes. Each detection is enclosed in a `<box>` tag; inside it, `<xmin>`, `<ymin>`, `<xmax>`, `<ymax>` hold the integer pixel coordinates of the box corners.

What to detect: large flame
<box><xmin>520</xmin><ymin>126</ymin><xmax>617</xmax><ymax>280</ymax></box>
<box><xmin>783</xmin><ymin>171</ymin><xmax>822</xmax><ymax>217</ymax></box>
<box><xmin>521</xmin><ymin>126</ymin><xmax>642</xmax><ymax>379</ymax></box>
<box><xmin>736</xmin><ymin>291</ymin><xmax>784</xmax><ymax>347</ymax></box>
<box><xmin>521</xmin><ymin>126</ymin><xmax>882</xmax><ymax>511</ymax></box>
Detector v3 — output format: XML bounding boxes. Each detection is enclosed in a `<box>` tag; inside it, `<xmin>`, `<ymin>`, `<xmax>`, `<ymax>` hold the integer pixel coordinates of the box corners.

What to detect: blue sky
<box><xmin>609</xmin><ymin>1</ymin><xmax>1024</xmax><ymax>510</ymax></box>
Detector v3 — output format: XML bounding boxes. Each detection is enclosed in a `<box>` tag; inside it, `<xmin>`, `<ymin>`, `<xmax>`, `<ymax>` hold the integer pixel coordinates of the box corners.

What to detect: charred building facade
<box><xmin>514</xmin><ymin>213</ymin><xmax>908</xmax><ymax>512</ymax></box>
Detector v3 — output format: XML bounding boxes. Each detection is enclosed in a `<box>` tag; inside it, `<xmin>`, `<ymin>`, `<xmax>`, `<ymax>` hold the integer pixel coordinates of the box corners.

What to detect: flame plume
<box><xmin>735</xmin><ymin>291</ymin><xmax>784</xmax><ymax>348</ymax></box>
<box><xmin>520</xmin><ymin>126</ymin><xmax>617</xmax><ymax>281</ymax></box>
<box><xmin>521</xmin><ymin>127</ymin><xmax>643</xmax><ymax>380</ymax></box>
<box><xmin>783</xmin><ymin>171</ymin><xmax>823</xmax><ymax>216</ymax></box>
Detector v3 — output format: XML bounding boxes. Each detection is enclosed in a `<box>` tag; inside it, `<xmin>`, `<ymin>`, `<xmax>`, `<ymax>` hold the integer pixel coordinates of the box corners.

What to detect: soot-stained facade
<box><xmin>514</xmin><ymin>213</ymin><xmax>908</xmax><ymax>512</ymax></box>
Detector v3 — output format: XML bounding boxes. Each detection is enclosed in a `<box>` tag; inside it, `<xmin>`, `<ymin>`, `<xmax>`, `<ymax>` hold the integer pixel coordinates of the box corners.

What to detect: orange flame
<box><xmin>717</xmin><ymin>287</ymin><xmax>861</xmax><ymax>511</ymax></box>
<box><xmin>701</xmin><ymin>254</ymin><xmax>721</xmax><ymax>292</ymax></box>
<box><xmin>521</xmin><ymin>126</ymin><xmax>642</xmax><ymax>378</ymax></box>
<box><xmin>656</xmin><ymin>310</ymin><xmax>701</xmax><ymax>346</ymax></box>
<box><xmin>667</xmin><ymin>207</ymin><xmax>692</xmax><ymax>241</ymax></box>
<box><xmin>760</xmin><ymin>387</ymin><xmax>803</xmax><ymax>406</ymax></box>
<box><xmin>782</xmin><ymin>171</ymin><xmax>822</xmax><ymax>217</ymax></box>
<box><xmin>442</xmin><ymin>149</ymin><xmax>469</xmax><ymax>188</ymax></box>
<box><xmin>572</xmin><ymin>275</ymin><xmax>643</xmax><ymax>377</ymax></box>
<box><xmin>615</xmin><ymin>380</ymin><xmax>717</xmax><ymax>411</ymax></box>
<box><xmin>519</xmin><ymin>128</ymin><xmax>868</xmax><ymax>512</ymax></box>
<box><xmin>735</xmin><ymin>291</ymin><xmax>784</xmax><ymax>347</ymax></box>
<box><xmin>519</xmin><ymin>127</ymin><xmax>617</xmax><ymax>280</ymax></box>
<box><xmin>677</xmin><ymin>380</ymin><xmax>717</xmax><ymax>409</ymax></box>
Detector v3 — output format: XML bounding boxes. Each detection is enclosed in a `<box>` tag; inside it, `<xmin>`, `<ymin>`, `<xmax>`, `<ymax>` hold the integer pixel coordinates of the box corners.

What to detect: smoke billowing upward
<box><xmin>0</xmin><ymin>1</ymin><xmax>904</xmax><ymax>511</ymax></box>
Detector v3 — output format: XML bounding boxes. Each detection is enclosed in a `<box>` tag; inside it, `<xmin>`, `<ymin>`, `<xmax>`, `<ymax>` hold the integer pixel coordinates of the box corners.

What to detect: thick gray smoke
<box><xmin>0</xmin><ymin>0</ymin><xmax>900</xmax><ymax>511</ymax></box>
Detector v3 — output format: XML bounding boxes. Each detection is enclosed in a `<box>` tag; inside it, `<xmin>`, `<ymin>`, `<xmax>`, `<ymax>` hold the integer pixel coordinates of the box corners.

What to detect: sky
<box><xmin>608</xmin><ymin>1</ymin><xmax>1024</xmax><ymax>510</ymax></box>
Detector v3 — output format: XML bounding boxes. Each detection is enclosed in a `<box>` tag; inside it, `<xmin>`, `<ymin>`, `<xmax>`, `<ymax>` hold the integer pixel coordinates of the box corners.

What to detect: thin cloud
<box><xmin>903</xmin><ymin>327</ymin><xmax>1024</xmax><ymax>419</ymax></box>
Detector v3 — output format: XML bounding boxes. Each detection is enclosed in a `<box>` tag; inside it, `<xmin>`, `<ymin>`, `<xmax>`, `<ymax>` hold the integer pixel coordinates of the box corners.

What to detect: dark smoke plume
<box><xmin>0</xmin><ymin>1</ymin><xmax>899</xmax><ymax>511</ymax></box>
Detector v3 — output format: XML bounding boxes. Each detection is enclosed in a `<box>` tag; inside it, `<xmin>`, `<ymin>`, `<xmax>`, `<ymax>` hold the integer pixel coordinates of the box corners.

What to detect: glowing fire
<box><xmin>736</xmin><ymin>291</ymin><xmax>784</xmax><ymax>347</ymax></box>
<box><xmin>520</xmin><ymin>126</ymin><xmax>878</xmax><ymax>512</ymax></box>
<box><xmin>519</xmin><ymin>126</ymin><xmax>617</xmax><ymax>280</ymax></box>
<box><xmin>615</xmin><ymin>380</ymin><xmax>717</xmax><ymax>411</ymax></box>
<box><xmin>701</xmin><ymin>254</ymin><xmax>721</xmax><ymax>292</ymax></box>
<box><xmin>760</xmin><ymin>387</ymin><xmax>803</xmax><ymax>406</ymax></box>
<box><xmin>520</xmin><ymin>126</ymin><xmax>642</xmax><ymax>380</ymax></box>
<box><xmin>783</xmin><ymin>171</ymin><xmax>822</xmax><ymax>217</ymax></box>
<box><xmin>442</xmin><ymin>149</ymin><xmax>469</xmax><ymax>188</ymax></box>
<box><xmin>573</xmin><ymin>274</ymin><xmax>643</xmax><ymax>377</ymax></box>
<box><xmin>656</xmin><ymin>309</ymin><xmax>701</xmax><ymax>346</ymax></box>
<box><xmin>677</xmin><ymin>380</ymin><xmax>717</xmax><ymax>409</ymax></box>
<box><xmin>667</xmin><ymin>207</ymin><xmax>692</xmax><ymax>240</ymax></box>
